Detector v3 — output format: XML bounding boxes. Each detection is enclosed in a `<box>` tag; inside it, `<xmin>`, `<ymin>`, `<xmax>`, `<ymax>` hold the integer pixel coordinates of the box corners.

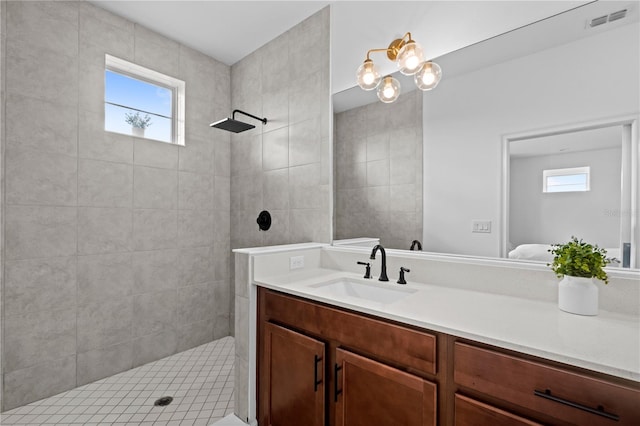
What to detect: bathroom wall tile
<box><xmin>78</xmin><ymin>61</ymin><xmax>105</xmax><ymax>117</ymax></box>
<box><xmin>211</xmin><ymin>280</ymin><xmax>231</xmax><ymax>319</ymax></box>
<box><xmin>262</xmin><ymin>127</ymin><xmax>289</xmax><ymax>171</ymax></box>
<box><xmin>4</xmin><ymin>257</ymin><xmax>76</xmax><ymax>317</ymax></box>
<box><xmin>6</xmin><ymin>43</ymin><xmax>77</xmax><ymax>107</ymax></box>
<box><xmin>179</xmin><ymin>171</ymin><xmax>214</xmax><ymax>210</ymax></box>
<box><xmin>336</xmin><ymin>108</ymin><xmax>366</xmax><ymax>143</ymax></box>
<box><xmin>177</xmin><ymin>320</ymin><xmax>214</xmax><ymax>352</ymax></box>
<box><xmin>364</xmin><ymin>101</ymin><xmax>392</xmax><ymax>138</ymax></box>
<box><xmin>289</xmin><ymin>163</ymin><xmax>321</xmax><ymax>187</ymax></box>
<box><xmin>132</xmin><ymin>330</ymin><xmax>177</xmax><ymax>368</ymax></box>
<box><xmin>78</xmin><ymin>207</ymin><xmax>132</xmax><ymax>255</ymax></box>
<box><xmin>185</xmin><ymin>95</ymin><xmax>216</xmax><ymax>141</ymax></box>
<box><xmin>4</xmin><ymin>308</ymin><xmax>76</xmax><ymax>372</ymax></box>
<box><xmin>178</xmin><ymin>209</ymin><xmax>214</xmax><ymax>248</ymax></box>
<box><xmin>367</xmin><ymin>186</ymin><xmax>390</xmax><ymax>212</ymax></box>
<box><xmin>78</xmin><ymin>159</ymin><xmax>133</xmax><ymax>208</ymax></box>
<box><xmin>133</xmin><ymin>290</ymin><xmax>177</xmax><ymax>337</ymax></box>
<box><xmin>77</xmin><ymin>297</ymin><xmax>133</xmax><ymax>352</ymax></box>
<box><xmin>178</xmin><ymin>283</ymin><xmax>212</xmax><ymax>325</ymax></box>
<box><xmin>79</xmin><ymin>3</ymin><xmax>134</xmax><ymax>64</ymax></box>
<box><xmin>231</xmin><ymin>172</ymin><xmax>262</xmax><ymax>212</ymax></box>
<box><xmin>179</xmin><ymin>45</ymin><xmax>216</xmax><ymax>102</ymax></box>
<box><xmin>77</xmin><ymin>253</ymin><xmax>133</xmax><ymax>306</ymax></box>
<box><xmin>214</xmin><ymin>314</ymin><xmax>231</xmax><ymax>339</ymax></box>
<box><xmin>213</xmin><ymin>175</ymin><xmax>231</xmax><ymax>211</ymax></box>
<box><xmin>336</xmin><ymin>135</ymin><xmax>366</xmax><ymax>167</ymax></box>
<box><xmin>289</xmin><ymin>117</ymin><xmax>321</xmax><ymax>167</ymax></box>
<box><xmin>231</xmin><ymin>132</ymin><xmax>262</xmax><ymax>177</ymax></box>
<box><xmin>234</xmin><ymin>253</ymin><xmax>249</xmax><ymax>299</ymax></box>
<box><xmin>213</xmin><ymin>209</ymin><xmax>231</xmax><ymax>245</ymax></box>
<box><xmin>261</xmin><ymin>31</ymin><xmax>289</xmax><ymax>93</ymax></box>
<box><xmin>214</xmin><ymin>137</ymin><xmax>231</xmax><ymax>177</ymax></box>
<box><xmin>390</xmin><ymin>184</ymin><xmax>417</xmax><ymax>212</ymax></box>
<box><xmin>288</xmin><ymin>8</ymin><xmax>325</xmax><ymax>77</ymax></box>
<box><xmin>179</xmin><ymin>246</ymin><xmax>214</xmax><ymax>286</ymax></box>
<box><xmin>289</xmin><ymin>209</ymin><xmax>321</xmax><ymax>243</ymax></box>
<box><xmin>262</xmin><ymin>210</ymin><xmax>290</xmax><ymax>247</ymax></box>
<box><xmin>235</xmin><ymin>355</ymin><xmax>249</xmax><ymax>421</ymax></box>
<box><xmin>289</xmin><ymin>186</ymin><xmax>321</xmax><ymax>209</ymax></box>
<box><xmin>134</xmin><ymin>138</ymin><xmax>179</xmax><ymax>170</ymax></box>
<box><xmin>389</xmin><ymin>126</ymin><xmax>419</xmax><ymax>158</ymax></box>
<box><xmin>366</xmin><ymin>132</ymin><xmax>390</xmax><ymax>162</ymax></box>
<box><xmin>262</xmin><ymin>88</ymin><xmax>289</xmax><ymax>131</ymax></box>
<box><xmin>234</xmin><ymin>296</ymin><xmax>249</xmax><ymax>361</ymax></box>
<box><xmin>133</xmin><ymin>249</ymin><xmax>178</xmax><ymax>294</ymax></box>
<box><xmin>390</xmin><ymin>155</ymin><xmax>417</xmax><ymax>186</ymax></box>
<box><xmin>134</xmin><ymin>27</ymin><xmax>179</xmax><ymax>77</ymax></box>
<box><xmin>213</xmin><ymin>242</ymin><xmax>231</xmax><ymax>282</ymax></box>
<box><xmin>179</xmin><ymin>136</ymin><xmax>214</xmax><ymax>174</ymax></box>
<box><xmin>79</xmin><ymin>110</ymin><xmax>134</xmax><ymax>164</ymax></box>
<box><xmin>337</xmin><ymin>161</ymin><xmax>366</xmax><ymax>189</ymax></box>
<box><xmin>77</xmin><ymin>341</ymin><xmax>133</xmax><ymax>386</ymax></box>
<box><xmin>134</xmin><ymin>165</ymin><xmax>178</xmax><ymax>209</ymax></box>
<box><xmin>133</xmin><ymin>208</ymin><xmax>177</xmax><ymax>250</ymax></box>
<box><xmin>366</xmin><ymin>159</ymin><xmax>390</xmax><ymax>187</ymax></box>
<box><xmin>289</xmin><ymin>70</ymin><xmax>325</xmax><ymax>126</ymax></box>
<box><xmin>3</xmin><ymin>355</ymin><xmax>76</xmax><ymax>411</ymax></box>
<box><xmin>7</xmin><ymin>0</ymin><xmax>78</xmax><ymax>57</ymax></box>
<box><xmin>6</xmin><ymin>93</ymin><xmax>78</xmax><ymax>157</ymax></box>
<box><xmin>6</xmin><ymin>148</ymin><xmax>77</xmax><ymax>206</ymax></box>
<box><xmin>336</xmin><ymin>188</ymin><xmax>367</xmax><ymax>214</ymax></box>
<box><xmin>263</xmin><ymin>169</ymin><xmax>289</xmax><ymax>210</ymax></box>
<box><xmin>5</xmin><ymin>205</ymin><xmax>77</xmax><ymax>260</ymax></box>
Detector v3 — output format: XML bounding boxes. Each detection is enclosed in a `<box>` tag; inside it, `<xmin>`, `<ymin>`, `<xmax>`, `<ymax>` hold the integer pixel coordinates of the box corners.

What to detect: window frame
<box><xmin>105</xmin><ymin>54</ymin><xmax>185</xmax><ymax>146</ymax></box>
<box><xmin>542</xmin><ymin>166</ymin><xmax>591</xmax><ymax>193</ymax></box>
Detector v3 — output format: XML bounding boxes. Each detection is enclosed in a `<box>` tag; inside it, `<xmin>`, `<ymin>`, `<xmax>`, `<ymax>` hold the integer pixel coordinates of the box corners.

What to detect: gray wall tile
<box><xmin>79</xmin><ymin>110</ymin><xmax>134</xmax><ymax>164</ymax></box>
<box><xmin>4</xmin><ymin>308</ymin><xmax>76</xmax><ymax>372</ymax></box>
<box><xmin>77</xmin><ymin>253</ymin><xmax>133</xmax><ymax>306</ymax></box>
<box><xmin>77</xmin><ymin>342</ymin><xmax>133</xmax><ymax>386</ymax></box>
<box><xmin>178</xmin><ymin>283</ymin><xmax>212</xmax><ymax>325</ymax></box>
<box><xmin>179</xmin><ymin>246</ymin><xmax>214</xmax><ymax>286</ymax></box>
<box><xmin>133</xmin><ymin>249</ymin><xmax>178</xmax><ymax>294</ymax></box>
<box><xmin>3</xmin><ymin>355</ymin><xmax>76</xmax><ymax>411</ymax></box>
<box><xmin>134</xmin><ymin>165</ymin><xmax>178</xmax><ymax>209</ymax></box>
<box><xmin>132</xmin><ymin>330</ymin><xmax>177</xmax><ymax>368</ymax></box>
<box><xmin>5</xmin><ymin>257</ymin><xmax>76</xmax><ymax>316</ymax></box>
<box><xmin>78</xmin><ymin>159</ymin><xmax>133</xmax><ymax>208</ymax></box>
<box><xmin>177</xmin><ymin>320</ymin><xmax>214</xmax><ymax>353</ymax></box>
<box><xmin>133</xmin><ymin>208</ymin><xmax>177</xmax><ymax>250</ymax></box>
<box><xmin>178</xmin><ymin>209</ymin><xmax>214</xmax><ymax>248</ymax></box>
<box><xmin>78</xmin><ymin>207</ymin><xmax>133</xmax><ymax>255</ymax></box>
<box><xmin>262</xmin><ymin>127</ymin><xmax>289</xmax><ymax>171</ymax></box>
<box><xmin>77</xmin><ymin>298</ymin><xmax>133</xmax><ymax>353</ymax></box>
<box><xmin>134</xmin><ymin>138</ymin><xmax>179</xmax><ymax>170</ymax></box>
<box><xmin>6</xmin><ymin>148</ymin><xmax>77</xmax><ymax>206</ymax></box>
<box><xmin>179</xmin><ymin>137</ymin><xmax>213</xmax><ymax>174</ymax></box>
<box><xmin>5</xmin><ymin>205</ymin><xmax>77</xmax><ymax>260</ymax></box>
<box><xmin>179</xmin><ymin>171</ymin><xmax>213</xmax><ymax>210</ymax></box>
<box><xmin>133</xmin><ymin>290</ymin><xmax>177</xmax><ymax>337</ymax></box>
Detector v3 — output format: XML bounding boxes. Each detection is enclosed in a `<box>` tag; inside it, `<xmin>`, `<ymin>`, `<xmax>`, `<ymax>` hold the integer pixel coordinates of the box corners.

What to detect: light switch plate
<box><xmin>472</xmin><ymin>220</ymin><xmax>492</xmax><ymax>233</ymax></box>
<box><xmin>290</xmin><ymin>255</ymin><xmax>305</xmax><ymax>269</ymax></box>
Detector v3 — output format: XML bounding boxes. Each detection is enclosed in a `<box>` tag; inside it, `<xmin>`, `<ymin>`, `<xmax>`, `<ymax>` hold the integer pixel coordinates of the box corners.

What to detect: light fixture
<box><xmin>355</xmin><ymin>32</ymin><xmax>442</xmax><ymax>103</ymax></box>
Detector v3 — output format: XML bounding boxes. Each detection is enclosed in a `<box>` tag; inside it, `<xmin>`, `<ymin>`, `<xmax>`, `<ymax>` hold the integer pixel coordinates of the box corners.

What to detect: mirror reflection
<box><xmin>332</xmin><ymin>1</ymin><xmax>639</xmax><ymax>268</ymax></box>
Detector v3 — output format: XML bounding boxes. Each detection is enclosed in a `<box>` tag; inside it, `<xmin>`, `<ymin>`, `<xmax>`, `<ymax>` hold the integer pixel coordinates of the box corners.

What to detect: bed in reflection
<box><xmin>508</xmin><ymin>243</ymin><xmax>621</xmax><ymax>266</ymax></box>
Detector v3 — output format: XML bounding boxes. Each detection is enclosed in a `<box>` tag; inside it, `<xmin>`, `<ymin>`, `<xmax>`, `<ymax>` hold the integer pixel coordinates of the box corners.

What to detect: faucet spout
<box><xmin>369</xmin><ymin>244</ymin><xmax>389</xmax><ymax>282</ymax></box>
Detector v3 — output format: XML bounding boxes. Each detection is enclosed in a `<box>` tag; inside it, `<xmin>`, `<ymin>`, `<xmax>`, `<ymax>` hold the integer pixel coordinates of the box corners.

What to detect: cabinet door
<box><xmin>334</xmin><ymin>348</ymin><xmax>436</xmax><ymax>426</ymax></box>
<box><xmin>262</xmin><ymin>322</ymin><xmax>325</xmax><ymax>426</ymax></box>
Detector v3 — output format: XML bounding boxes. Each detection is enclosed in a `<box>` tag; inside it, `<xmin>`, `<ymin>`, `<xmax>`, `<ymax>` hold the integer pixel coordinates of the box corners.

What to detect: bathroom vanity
<box><xmin>234</xmin><ymin>244</ymin><xmax>640</xmax><ymax>426</ymax></box>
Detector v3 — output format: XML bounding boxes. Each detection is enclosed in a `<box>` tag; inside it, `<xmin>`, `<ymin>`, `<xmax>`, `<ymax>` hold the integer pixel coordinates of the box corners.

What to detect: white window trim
<box><xmin>105</xmin><ymin>54</ymin><xmax>185</xmax><ymax>146</ymax></box>
<box><xmin>542</xmin><ymin>166</ymin><xmax>591</xmax><ymax>193</ymax></box>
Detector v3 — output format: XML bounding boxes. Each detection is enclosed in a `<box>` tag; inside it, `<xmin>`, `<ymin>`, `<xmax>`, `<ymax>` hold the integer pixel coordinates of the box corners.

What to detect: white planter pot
<box><xmin>558</xmin><ymin>275</ymin><xmax>598</xmax><ymax>316</ymax></box>
<box><xmin>132</xmin><ymin>126</ymin><xmax>145</xmax><ymax>138</ymax></box>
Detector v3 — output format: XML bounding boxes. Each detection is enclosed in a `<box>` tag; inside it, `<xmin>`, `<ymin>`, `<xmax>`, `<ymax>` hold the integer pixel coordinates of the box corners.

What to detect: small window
<box><xmin>543</xmin><ymin>166</ymin><xmax>590</xmax><ymax>193</ymax></box>
<box><xmin>105</xmin><ymin>55</ymin><xmax>185</xmax><ymax>145</ymax></box>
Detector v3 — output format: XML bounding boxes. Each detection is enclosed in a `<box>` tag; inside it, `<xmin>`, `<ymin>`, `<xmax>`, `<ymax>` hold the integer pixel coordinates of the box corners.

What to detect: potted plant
<box><xmin>125</xmin><ymin>111</ymin><xmax>152</xmax><ymax>137</ymax></box>
<box><xmin>548</xmin><ymin>236</ymin><xmax>617</xmax><ymax>315</ymax></box>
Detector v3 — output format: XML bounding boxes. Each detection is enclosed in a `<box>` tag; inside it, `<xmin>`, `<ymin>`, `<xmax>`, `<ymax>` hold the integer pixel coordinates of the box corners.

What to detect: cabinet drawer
<box><xmin>455</xmin><ymin>394</ymin><xmax>542</xmax><ymax>426</ymax></box>
<box><xmin>263</xmin><ymin>289</ymin><xmax>436</xmax><ymax>375</ymax></box>
<box><xmin>454</xmin><ymin>342</ymin><xmax>640</xmax><ymax>425</ymax></box>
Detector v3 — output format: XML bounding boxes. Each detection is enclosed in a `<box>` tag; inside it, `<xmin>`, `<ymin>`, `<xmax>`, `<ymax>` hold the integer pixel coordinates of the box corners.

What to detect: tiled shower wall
<box><xmin>0</xmin><ymin>0</ymin><xmax>6</xmax><ymax>413</ymax></box>
<box><xmin>230</xmin><ymin>7</ymin><xmax>332</xmax><ymax>422</ymax></box>
<box><xmin>1</xmin><ymin>1</ymin><xmax>231</xmax><ymax>411</ymax></box>
<box><xmin>334</xmin><ymin>90</ymin><xmax>423</xmax><ymax>250</ymax></box>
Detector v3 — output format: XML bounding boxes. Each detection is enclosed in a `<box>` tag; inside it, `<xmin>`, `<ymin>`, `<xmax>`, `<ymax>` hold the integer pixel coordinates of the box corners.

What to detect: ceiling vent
<box><xmin>589</xmin><ymin>9</ymin><xmax>627</xmax><ymax>28</ymax></box>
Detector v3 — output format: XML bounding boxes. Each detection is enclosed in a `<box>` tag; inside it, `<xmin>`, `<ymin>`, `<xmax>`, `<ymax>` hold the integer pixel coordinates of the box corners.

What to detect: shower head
<box><xmin>210</xmin><ymin>109</ymin><xmax>267</xmax><ymax>133</ymax></box>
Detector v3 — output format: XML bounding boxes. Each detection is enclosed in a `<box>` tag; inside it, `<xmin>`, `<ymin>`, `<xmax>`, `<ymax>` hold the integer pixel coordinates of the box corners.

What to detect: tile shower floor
<box><xmin>0</xmin><ymin>336</ymin><xmax>235</xmax><ymax>426</ymax></box>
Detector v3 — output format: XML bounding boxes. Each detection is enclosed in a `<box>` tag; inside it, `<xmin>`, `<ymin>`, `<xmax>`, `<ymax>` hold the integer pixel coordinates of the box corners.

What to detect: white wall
<box><xmin>510</xmin><ymin>147</ymin><xmax>622</xmax><ymax>248</ymax></box>
<box><xmin>423</xmin><ymin>23</ymin><xmax>639</xmax><ymax>257</ymax></box>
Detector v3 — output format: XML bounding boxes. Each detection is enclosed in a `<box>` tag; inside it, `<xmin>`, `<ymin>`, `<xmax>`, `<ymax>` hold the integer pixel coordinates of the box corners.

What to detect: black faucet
<box><xmin>410</xmin><ymin>240</ymin><xmax>422</xmax><ymax>251</ymax></box>
<box><xmin>369</xmin><ymin>245</ymin><xmax>389</xmax><ymax>282</ymax></box>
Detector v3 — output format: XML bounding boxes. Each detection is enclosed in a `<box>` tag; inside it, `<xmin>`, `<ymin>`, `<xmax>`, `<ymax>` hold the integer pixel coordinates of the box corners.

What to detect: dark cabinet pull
<box><xmin>313</xmin><ymin>354</ymin><xmax>322</xmax><ymax>392</ymax></box>
<box><xmin>334</xmin><ymin>364</ymin><xmax>343</xmax><ymax>402</ymax></box>
<box><xmin>534</xmin><ymin>389</ymin><xmax>619</xmax><ymax>421</ymax></box>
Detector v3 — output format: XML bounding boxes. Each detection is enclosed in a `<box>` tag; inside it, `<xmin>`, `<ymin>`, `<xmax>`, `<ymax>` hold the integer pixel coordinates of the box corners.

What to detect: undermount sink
<box><xmin>309</xmin><ymin>278</ymin><xmax>417</xmax><ymax>304</ymax></box>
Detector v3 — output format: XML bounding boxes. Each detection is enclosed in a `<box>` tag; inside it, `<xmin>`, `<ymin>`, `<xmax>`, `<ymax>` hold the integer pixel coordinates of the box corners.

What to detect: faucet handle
<box><xmin>397</xmin><ymin>267</ymin><xmax>410</xmax><ymax>285</ymax></box>
<box><xmin>357</xmin><ymin>261</ymin><xmax>371</xmax><ymax>279</ymax></box>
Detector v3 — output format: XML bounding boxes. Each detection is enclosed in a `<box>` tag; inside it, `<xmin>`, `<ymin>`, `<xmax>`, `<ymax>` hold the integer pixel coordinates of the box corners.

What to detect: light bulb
<box><xmin>414</xmin><ymin>61</ymin><xmax>442</xmax><ymax>91</ymax></box>
<box><xmin>377</xmin><ymin>75</ymin><xmax>400</xmax><ymax>103</ymax></box>
<box><xmin>397</xmin><ymin>40</ymin><xmax>424</xmax><ymax>76</ymax></box>
<box><xmin>356</xmin><ymin>59</ymin><xmax>381</xmax><ymax>91</ymax></box>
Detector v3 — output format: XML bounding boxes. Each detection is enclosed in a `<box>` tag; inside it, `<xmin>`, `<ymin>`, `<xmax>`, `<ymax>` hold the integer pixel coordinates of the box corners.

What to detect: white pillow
<box><xmin>508</xmin><ymin>244</ymin><xmax>554</xmax><ymax>262</ymax></box>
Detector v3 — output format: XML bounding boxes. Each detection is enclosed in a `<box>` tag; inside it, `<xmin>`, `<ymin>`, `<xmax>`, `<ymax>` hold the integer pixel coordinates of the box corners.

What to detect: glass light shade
<box><xmin>414</xmin><ymin>61</ymin><xmax>442</xmax><ymax>91</ymax></box>
<box><xmin>377</xmin><ymin>76</ymin><xmax>401</xmax><ymax>103</ymax></box>
<box><xmin>397</xmin><ymin>40</ymin><xmax>425</xmax><ymax>75</ymax></box>
<box><xmin>356</xmin><ymin>59</ymin><xmax>381</xmax><ymax>91</ymax></box>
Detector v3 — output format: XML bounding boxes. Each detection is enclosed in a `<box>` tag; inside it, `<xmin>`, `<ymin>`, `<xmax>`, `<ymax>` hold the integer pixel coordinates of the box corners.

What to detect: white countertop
<box><xmin>254</xmin><ymin>268</ymin><xmax>640</xmax><ymax>382</ymax></box>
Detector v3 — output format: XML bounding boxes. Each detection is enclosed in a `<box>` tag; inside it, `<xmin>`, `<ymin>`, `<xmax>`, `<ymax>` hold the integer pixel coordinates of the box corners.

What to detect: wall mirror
<box><xmin>332</xmin><ymin>1</ymin><xmax>639</xmax><ymax>269</ymax></box>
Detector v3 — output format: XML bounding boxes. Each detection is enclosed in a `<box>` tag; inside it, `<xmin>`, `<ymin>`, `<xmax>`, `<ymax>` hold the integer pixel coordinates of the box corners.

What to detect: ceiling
<box><xmin>90</xmin><ymin>0</ymin><xmax>590</xmax><ymax>93</ymax></box>
<box><xmin>510</xmin><ymin>126</ymin><xmax>623</xmax><ymax>158</ymax></box>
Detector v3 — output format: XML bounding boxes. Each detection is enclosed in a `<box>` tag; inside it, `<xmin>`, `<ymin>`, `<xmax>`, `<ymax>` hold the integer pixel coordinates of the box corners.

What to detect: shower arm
<box><xmin>232</xmin><ymin>109</ymin><xmax>268</xmax><ymax>125</ymax></box>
